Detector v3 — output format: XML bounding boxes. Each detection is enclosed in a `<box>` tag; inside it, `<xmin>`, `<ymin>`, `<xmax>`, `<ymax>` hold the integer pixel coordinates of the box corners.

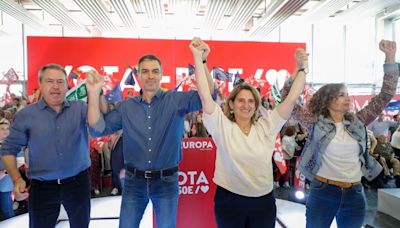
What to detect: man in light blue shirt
<box><xmin>86</xmin><ymin>42</ymin><xmax>216</xmax><ymax>227</ymax></box>
<box><xmin>370</xmin><ymin>113</ymin><xmax>397</xmax><ymax>138</ymax></box>
<box><xmin>0</xmin><ymin>64</ymin><xmax>91</xmax><ymax>227</ymax></box>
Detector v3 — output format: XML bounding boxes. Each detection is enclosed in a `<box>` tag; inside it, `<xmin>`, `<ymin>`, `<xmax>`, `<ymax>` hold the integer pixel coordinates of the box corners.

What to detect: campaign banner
<box><xmin>27</xmin><ymin>37</ymin><xmax>305</xmax><ymax>97</ymax></box>
<box><xmin>293</xmin><ymin>157</ymin><xmax>305</xmax><ymax>191</ymax></box>
<box><xmin>177</xmin><ymin>137</ymin><xmax>217</xmax><ymax>228</ymax></box>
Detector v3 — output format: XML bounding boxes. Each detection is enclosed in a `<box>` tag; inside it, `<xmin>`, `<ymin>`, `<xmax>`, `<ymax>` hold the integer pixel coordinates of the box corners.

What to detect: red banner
<box><xmin>273</xmin><ymin>135</ymin><xmax>287</xmax><ymax>174</ymax></box>
<box><xmin>27</xmin><ymin>37</ymin><xmax>305</xmax><ymax>97</ymax></box>
<box><xmin>177</xmin><ymin>137</ymin><xmax>217</xmax><ymax>228</ymax></box>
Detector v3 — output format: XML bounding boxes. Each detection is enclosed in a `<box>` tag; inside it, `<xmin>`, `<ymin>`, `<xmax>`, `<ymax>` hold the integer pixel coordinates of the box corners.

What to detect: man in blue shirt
<box><xmin>86</xmin><ymin>40</ymin><xmax>215</xmax><ymax>227</ymax></box>
<box><xmin>0</xmin><ymin>64</ymin><xmax>91</xmax><ymax>228</ymax></box>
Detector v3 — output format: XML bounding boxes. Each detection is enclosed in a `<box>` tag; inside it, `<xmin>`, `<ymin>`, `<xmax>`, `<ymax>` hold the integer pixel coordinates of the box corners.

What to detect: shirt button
<box><xmin>148</xmin><ymin>105</ymin><xmax>151</xmax><ymax>108</ymax></box>
<box><xmin>149</xmin><ymin>138</ymin><xmax>152</xmax><ymax>141</ymax></box>
<box><xmin>148</xmin><ymin>127</ymin><xmax>151</xmax><ymax>130</ymax></box>
<box><xmin>149</xmin><ymin>149</ymin><xmax>152</xmax><ymax>152</ymax></box>
<box><xmin>148</xmin><ymin>116</ymin><xmax>151</xmax><ymax>119</ymax></box>
<box><xmin>148</xmin><ymin>160</ymin><xmax>151</xmax><ymax>163</ymax></box>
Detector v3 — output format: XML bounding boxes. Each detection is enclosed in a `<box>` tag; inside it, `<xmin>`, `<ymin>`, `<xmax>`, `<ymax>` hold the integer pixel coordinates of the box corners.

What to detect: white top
<box><xmin>203</xmin><ymin>105</ymin><xmax>286</xmax><ymax>197</ymax></box>
<box><xmin>391</xmin><ymin>129</ymin><xmax>400</xmax><ymax>149</ymax></box>
<box><xmin>317</xmin><ymin>122</ymin><xmax>363</xmax><ymax>182</ymax></box>
<box><xmin>281</xmin><ymin>135</ymin><xmax>296</xmax><ymax>160</ymax></box>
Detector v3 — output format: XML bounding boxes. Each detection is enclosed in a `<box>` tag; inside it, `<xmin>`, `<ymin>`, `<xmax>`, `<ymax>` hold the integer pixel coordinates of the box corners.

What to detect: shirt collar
<box><xmin>135</xmin><ymin>89</ymin><xmax>164</xmax><ymax>103</ymax></box>
<box><xmin>38</xmin><ymin>98</ymin><xmax>71</xmax><ymax>110</ymax></box>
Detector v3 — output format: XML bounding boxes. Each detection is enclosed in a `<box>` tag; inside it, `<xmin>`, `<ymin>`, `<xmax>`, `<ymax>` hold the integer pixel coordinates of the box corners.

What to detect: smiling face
<box><xmin>229</xmin><ymin>89</ymin><xmax>256</xmax><ymax>123</ymax></box>
<box><xmin>39</xmin><ymin>68</ymin><xmax>68</xmax><ymax>110</ymax></box>
<box><xmin>138</xmin><ymin>59</ymin><xmax>162</xmax><ymax>93</ymax></box>
<box><xmin>328</xmin><ymin>88</ymin><xmax>351</xmax><ymax>114</ymax></box>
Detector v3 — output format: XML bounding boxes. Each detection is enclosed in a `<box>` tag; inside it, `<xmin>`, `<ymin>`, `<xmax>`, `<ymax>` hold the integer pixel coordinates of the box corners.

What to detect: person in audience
<box><xmin>85</xmin><ymin>44</ymin><xmax>216</xmax><ymax>227</ymax></box>
<box><xmin>390</xmin><ymin>125</ymin><xmax>400</xmax><ymax>157</ymax></box>
<box><xmin>389</xmin><ymin>114</ymin><xmax>400</xmax><ymax>140</ymax></box>
<box><xmin>89</xmin><ymin>145</ymin><xmax>102</xmax><ymax>196</ymax></box>
<box><xmin>190</xmin><ymin>112</ymin><xmax>209</xmax><ymax>137</ymax></box>
<box><xmin>367</xmin><ymin>130</ymin><xmax>390</xmax><ymax>177</ymax></box>
<box><xmin>374</xmin><ymin>134</ymin><xmax>400</xmax><ymax>179</ymax></box>
<box><xmin>0</xmin><ymin>118</ymin><xmax>14</xmax><ymax>220</ymax></box>
<box><xmin>274</xmin><ymin>125</ymin><xmax>297</xmax><ymax>188</ymax></box>
<box><xmin>284</xmin><ymin>40</ymin><xmax>398</xmax><ymax>228</ymax></box>
<box><xmin>110</xmin><ymin>131</ymin><xmax>124</xmax><ymax>195</ymax></box>
<box><xmin>370</xmin><ymin>112</ymin><xmax>397</xmax><ymax>138</ymax></box>
<box><xmin>183</xmin><ymin>114</ymin><xmax>191</xmax><ymax>138</ymax></box>
<box><xmin>0</xmin><ymin>64</ymin><xmax>107</xmax><ymax>227</ymax></box>
<box><xmin>192</xmin><ymin>37</ymin><xmax>307</xmax><ymax>227</ymax></box>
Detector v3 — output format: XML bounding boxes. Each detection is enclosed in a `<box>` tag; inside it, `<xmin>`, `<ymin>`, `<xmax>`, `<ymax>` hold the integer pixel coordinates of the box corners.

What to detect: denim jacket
<box><xmin>299</xmin><ymin>115</ymin><xmax>381</xmax><ymax>181</ymax></box>
<box><xmin>281</xmin><ymin>63</ymin><xmax>399</xmax><ymax>181</ymax></box>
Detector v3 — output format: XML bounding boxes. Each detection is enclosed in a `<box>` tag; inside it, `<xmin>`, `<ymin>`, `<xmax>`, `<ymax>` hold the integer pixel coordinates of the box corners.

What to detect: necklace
<box><xmin>238</xmin><ymin>124</ymin><xmax>251</xmax><ymax>134</ymax></box>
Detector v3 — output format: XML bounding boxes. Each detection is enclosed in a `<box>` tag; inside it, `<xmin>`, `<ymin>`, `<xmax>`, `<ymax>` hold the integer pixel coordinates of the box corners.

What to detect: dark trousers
<box><xmin>29</xmin><ymin>169</ymin><xmax>91</xmax><ymax>228</ymax></box>
<box><xmin>214</xmin><ymin>186</ymin><xmax>276</xmax><ymax>228</ymax></box>
<box><xmin>0</xmin><ymin>191</ymin><xmax>14</xmax><ymax>219</ymax></box>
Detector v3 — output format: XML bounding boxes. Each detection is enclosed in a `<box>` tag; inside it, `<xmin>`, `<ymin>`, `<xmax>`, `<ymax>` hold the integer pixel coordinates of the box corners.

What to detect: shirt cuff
<box><xmin>90</xmin><ymin>115</ymin><xmax>106</xmax><ymax>133</ymax></box>
<box><xmin>383</xmin><ymin>63</ymin><xmax>399</xmax><ymax>73</ymax></box>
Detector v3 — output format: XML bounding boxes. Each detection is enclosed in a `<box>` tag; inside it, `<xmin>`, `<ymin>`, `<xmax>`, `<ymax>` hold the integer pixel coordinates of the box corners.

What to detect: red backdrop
<box><xmin>27</xmin><ymin>36</ymin><xmax>305</xmax><ymax>96</ymax></box>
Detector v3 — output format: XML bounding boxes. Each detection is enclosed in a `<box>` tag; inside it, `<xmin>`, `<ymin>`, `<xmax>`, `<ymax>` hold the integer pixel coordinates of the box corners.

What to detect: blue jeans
<box><xmin>306</xmin><ymin>179</ymin><xmax>366</xmax><ymax>228</ymax></box>
<box><xmin>29</xmin><ymin>169</ymin><xmax>91</xmax><ymax>228</ymax></box>
<box><xmin>119</xmin><ymin>169</ymin><xmax>179</xmax><ymax>228</ymax></box>
<box><xmin>214</xmin><ymin>186</ymin><xmax>276</xmax><ymax>228</ymax></box>
<box><xmin>0</xmin><ymin>191</ymin><xmax>14</xmax><ymax>219</ymax></box>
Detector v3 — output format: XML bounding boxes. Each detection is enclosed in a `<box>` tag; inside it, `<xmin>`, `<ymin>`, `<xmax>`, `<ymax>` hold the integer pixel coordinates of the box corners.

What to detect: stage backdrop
<box><xmin>27</xmin><ymin>36</ymin><xmax>305</xmax><ymax>97</ymax></box>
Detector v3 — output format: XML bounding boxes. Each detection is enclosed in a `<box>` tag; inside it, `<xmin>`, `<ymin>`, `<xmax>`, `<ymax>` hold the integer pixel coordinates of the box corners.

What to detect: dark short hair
<box><xmin>138</xmin><ymin>54</ymin><xmax>162</xmax><ymax>72</ymax></box>
<box><xmin>38</xmin><ymin>64</ymin><xmax>67</xmax><ymax>83</ymax></box>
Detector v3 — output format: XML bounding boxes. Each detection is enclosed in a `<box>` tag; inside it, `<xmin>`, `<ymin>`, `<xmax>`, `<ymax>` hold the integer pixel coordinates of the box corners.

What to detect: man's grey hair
<box><xmin>38</xmin><ymin>64</ymin><xmax>67</xmax><ymax>83</ymax></box>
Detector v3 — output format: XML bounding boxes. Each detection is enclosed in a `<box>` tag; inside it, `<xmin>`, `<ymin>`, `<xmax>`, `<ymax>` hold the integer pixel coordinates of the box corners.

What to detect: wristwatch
<box><xmin>298</xmin><ymin>67</ymin><xmax>309</xmax><ymax>74</ymax></box>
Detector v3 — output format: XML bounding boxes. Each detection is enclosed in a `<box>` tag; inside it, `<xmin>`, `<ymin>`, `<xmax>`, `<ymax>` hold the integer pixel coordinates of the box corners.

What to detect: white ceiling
<box><xmin>0</xmin><ymin>0</ymin><xmax>400</xmax><ymax>39</ymax></box>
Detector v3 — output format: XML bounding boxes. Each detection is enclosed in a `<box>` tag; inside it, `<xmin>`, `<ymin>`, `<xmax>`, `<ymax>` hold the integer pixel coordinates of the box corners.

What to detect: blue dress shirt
<box><xmin>90</xmin><ymin>89</ymin><xmax>207</xmax><ymax>170</ymax></box>
<box><xmin>0</xmin><ymin>99</ymin><xmax>90</xmax><ymax>180</ymax></box>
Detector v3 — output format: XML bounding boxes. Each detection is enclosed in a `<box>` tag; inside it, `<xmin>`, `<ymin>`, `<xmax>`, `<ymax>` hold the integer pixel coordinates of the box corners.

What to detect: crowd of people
<box><xmin>0</xmin><ymin>38</ymin><xmax>399</xmax><ymax>228</ymax></box>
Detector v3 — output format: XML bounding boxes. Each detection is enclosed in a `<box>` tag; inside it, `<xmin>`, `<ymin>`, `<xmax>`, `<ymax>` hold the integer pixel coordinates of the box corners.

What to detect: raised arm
<box><xmin>86</xmin><ymin>70</ymin><xmax>104</xmax><ymax>126</ymax></box>
<box><xmin>199</xmin><ymin>41</ymin><xmax>215</xmax><ymax>95</ymax></box>
<box><xmin>276</xmin><ymin>49</ymin><xmax>307</xmax><ymax>120</ymax></box>
<box><xmin>190</xmin><ymin>37</ymin><xmax>216</xmax><ymax>114</ymax></box>
<box><xmin>357</xmin><ymin>40</ymin><xmax>399</xmax><ymax>125</ymax></box>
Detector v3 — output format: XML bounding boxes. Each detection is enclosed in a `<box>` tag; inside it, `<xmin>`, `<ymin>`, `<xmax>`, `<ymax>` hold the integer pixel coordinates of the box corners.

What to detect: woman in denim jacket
<box><xmin>281</xmin><ymin>40</ymin><xmax>399</xmax><ymax>228</ymax></box>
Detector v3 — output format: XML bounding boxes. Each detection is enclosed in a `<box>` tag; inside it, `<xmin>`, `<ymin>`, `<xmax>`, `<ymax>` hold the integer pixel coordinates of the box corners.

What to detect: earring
<box><xmin>230</xmin><ymin>110</ymin><xmax>234</xmax><ymax>114</ymax></box>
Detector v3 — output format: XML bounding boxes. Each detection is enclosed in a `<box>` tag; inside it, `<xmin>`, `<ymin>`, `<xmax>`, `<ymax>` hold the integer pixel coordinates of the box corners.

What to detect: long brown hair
<box><xmin>307</xmin><ymin>83</ymin><xmax>354</xmax><ymax>121</ymax></box>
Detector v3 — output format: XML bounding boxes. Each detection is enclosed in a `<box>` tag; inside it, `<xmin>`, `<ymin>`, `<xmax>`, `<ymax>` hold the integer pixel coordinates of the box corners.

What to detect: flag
<box><xmin>233</xmin><ymin>71</ymin><xmax>244</xmax><ymax>87</ymax></box>
<box><xmin>271</xmin><ymin>84</ymin><xmax>281</xmax><ymax>104</ymax></box>
<box><xmin>212</xmin><ymin>67</ymin><xmax>232</xmax><ymax>81</ymax></box>
<box><xmin>293</xmin><ymin>157</ymin><xmax>306</xmax><ymax>190</ymax></box>
<box><xmin>105</xmin><ymin>84</ymin><xmax>123</xmax><ymax>103</ymax></box>
<box><xmin>3</xmin><ymin>68</ymin><xmax>18</xmax><ymax>82</ymax></box>
<box><xmin>385</xmin><ymin>100</ymin><xmax>400</xmax><ymax>111</ymax></box>
<box><xmin>273</xmin><ymin>135</ymin><xmax>287</xmax><ymax>174</ymax></box>
<box><xmin>188</xmin><ymin>64</ymin><xmax>195</xmax><ymax>75</ymax></box>
<box><xmin>125</xmin><ymin>68</ymin><xmax>136</xmax><ymax>86</ymax></box>
<box><xmin>66</xmin><ymin>81</ymin><xmax>88</xmax><ymax>102</ymax></box>
<box><xmin>90</xmin><ymin>137</ymin><xmax>108</xmax><ymax>152</ymax></box>
<box><xmin>69</xmin><ymin>70</ymin><xmax>80</xmax><ymax>79</ymax></box>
